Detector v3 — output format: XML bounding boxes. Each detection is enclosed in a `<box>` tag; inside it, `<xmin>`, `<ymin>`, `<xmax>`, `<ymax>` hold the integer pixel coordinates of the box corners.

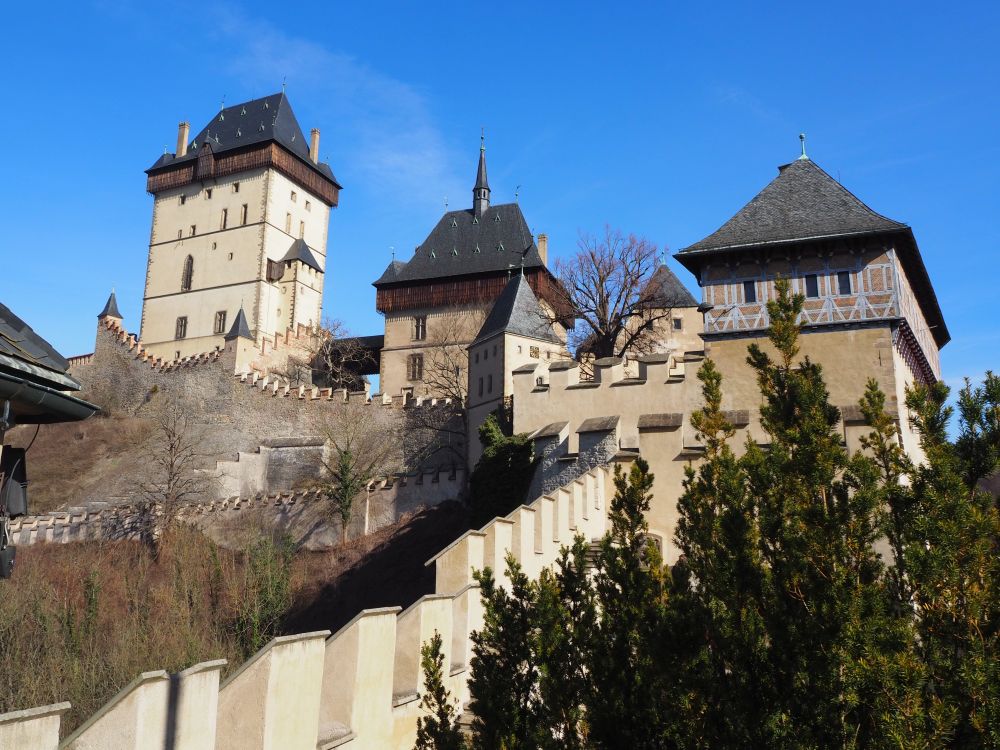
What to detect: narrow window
<box><xmin>175</xmin><ymin>351</ymin><xmax>180</xmax><ymax>360</ymax></box>
<box><xmin>241</xmin><ymin>204</ymin><xmax>248</xmax><ymax>225</ymax></box>
<box><xmin>233</xmin><ymin>182</ymin><xmax>240</xmax><ymax>193</ymax></box>
<box><xmin>189</xmin><ymin>224</ymin><xmax>196</xmax><ymax>236</ymax></box>
<box><xmin>672</xmin><ymin>317</ymin><xmax>683</xmax><ymax>331</ymax></box>
<box><xmin>221</xmin><ymin>208</ymin><xmax>228</xmax><ymax>229</ymax></box>
<box><xmin>743</xmin><ymin>280</ymin><xmax>757</xmax><ymax>303</ymax></box>
<box><xmin>488</xmin><ymin>374</ymin><xmax>493</xmax><ymax>393</ymax></box>
<box><xmin>205</xmin><ymin>188</ymin><xmax>213</xmax><ymax>199</ymax></box>
<box><xmin>175</xmin><ymin>316</ymin><xmax>188</xmax><ymax>340</ymax></box>
<box><xmin>493</xmin><ymin>344</ymin><xmax>497</xmax><ymax>356</ymax></box>
<box><xmin>285</xmin><ymin>213</ymin><xmax>292</xmax><ymax>233</ymax></box>
<box><xmin>413</xmin><ymin>316</ymin><xmax>427</xmax><ymax>341</ymax></box>
<box><xmin>290</xmin><ymin>190</ymin><xmax>297</xmax><ymax>202</ymax></box>
<box><xmin>177</xmin><ymin>229</ymin><xmax>183</xmax><ymax>239</ymax></box>
<box><xmin>805</xmin><ymin>274</ymin><xmax>819</xmax><ymax>298</ymax></box>
<box><xmin>407</xmin><ymin>354</ymin><xmax>424</xmax><ymax>381</ymax></box>
<box><xmin>299</xmin><ymin>220</ymin><xmax>305</xmax><ymax>238</ymax></box>
<box><xmin>305</xmin><ymin>200</ymin><xmax>311</xmax><ymax>212</ymax></box>
<box><xmin>181</xmin><ymin>255</ymin><xmax>194</xmax><ymax>291</ymax></box>
<box><xmin>474</xmin><ymin>352</ymin><xmax>479</xmax><ymax>363</ymax></box>
<box><xmin>214</xmin><ymin>310</ymin><xmax>227</xmax><ymax>334</ymax></box>
<box><xmin>228</xmin><ymin>252</ymin><xmax>233</xmax><ymax>260</ymax></box>
<box><xmin>483</xmin><ymin>348</ymin><xmax>488</xmax><ymax>361</ymax></box>
<box><xmin>837</xmin><ymin>270</ymin><xmax>852</xmax><ymax>295</ymax></box>
<box><xmin>179</xmin><ymin>194</ymin><xmax>186</xmax><ymax>205</ymax></box>
<box><xmin>478</xmin><ymin>377</ymin><xmax>484</xmax><ymax>397</ymax></box>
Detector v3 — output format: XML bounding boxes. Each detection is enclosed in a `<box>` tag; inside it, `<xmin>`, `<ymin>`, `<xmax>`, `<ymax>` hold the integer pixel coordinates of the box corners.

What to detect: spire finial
<box><xmin>282</xmin><ymin>76</ymin><xmax>287</xmax><ymax>94</ymax></box>
<box><xmin>798</xmin><ymin>132</ymin><xmax>808</xmax><ymax>160</ymax></box>
<box><xmin>220</xmin><ymin>95</ymin><xmax>225</xmax><ymax>111</ymax></box>
<box><xmin>480</xmin><ymin>127</ymin><xmax>485</xmax><ymax>152</ymax></box>
<box><xmin>515</xmin><ymin>184</ymin><xmax>520</xmax><ymax>203</ymax></box>
<box><xmin>444</xmin><ymin>196</ymin><xmax>449</xmax><ymax>210</ymax></box>
<box><xmin>390</xmin><ymin>245</ymin><xmax>395</xmax><ymax>260</ymax></box>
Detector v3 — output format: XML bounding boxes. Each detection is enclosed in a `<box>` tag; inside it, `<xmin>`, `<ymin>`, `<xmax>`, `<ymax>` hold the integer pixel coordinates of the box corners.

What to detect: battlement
<box><xmin>0</xmin><ymin>463</ymin><xmax>624</xmax><ymax>748</ymax></box>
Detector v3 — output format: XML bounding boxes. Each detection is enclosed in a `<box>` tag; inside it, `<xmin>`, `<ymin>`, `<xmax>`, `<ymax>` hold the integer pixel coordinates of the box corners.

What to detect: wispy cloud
<box><xmin>712</xmin><ymin>84</ymin><xmax>792</xmax><ymax>129</ymax></box>
<box><xmin>205</xmin><ymin>7</ymin><xmax>465</xmax><ymax>215</ymax></box>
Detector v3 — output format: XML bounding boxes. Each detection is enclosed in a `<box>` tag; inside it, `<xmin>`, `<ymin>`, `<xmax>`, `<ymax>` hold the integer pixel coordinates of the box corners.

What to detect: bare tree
<box><xmin>270</xmin><ymin>318</ymin><xmax>376</xmax><ymax>390</ymax></box>
<box><xmin>550</xmin><ymin>226</ymin><xmax>684</xmax><ymax>360</ymax></box>
<box><xmin>139</xmin><ymin>395</ymin><xmax>204</xmax><ymax>552</ymax></box>
<box><xmin>311</xmin><ymin>405</ymin><xmax>399</xmax><ymax>540</ymax></box>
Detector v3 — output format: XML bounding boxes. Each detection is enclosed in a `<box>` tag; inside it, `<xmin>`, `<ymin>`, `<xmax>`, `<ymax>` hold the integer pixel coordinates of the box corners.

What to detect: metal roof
<box><xmin>473</xmin><ymin>273</ymin><xmax>562</xmax><ymax>346</ymax></box>
<box><xmin>280</xmin><ymin>238</ymin><xmax>323</xmax><ymax>272</ymax></box>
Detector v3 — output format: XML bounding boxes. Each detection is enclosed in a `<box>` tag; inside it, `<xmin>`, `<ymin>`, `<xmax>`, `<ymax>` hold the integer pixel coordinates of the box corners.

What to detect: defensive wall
<box><xmin>61</xmin><ymin>317</ymin><xmax>465</xmax><ymax>506</ymax></box>
<box><xmin>513</xmin><ymin>323</ymin><xmax>913</xmax><ymax>561</ymax></box>
<box><xmin>0</xmin><ymin>460</ymin><xmax>623</xmax><ymax>748</ymax></box>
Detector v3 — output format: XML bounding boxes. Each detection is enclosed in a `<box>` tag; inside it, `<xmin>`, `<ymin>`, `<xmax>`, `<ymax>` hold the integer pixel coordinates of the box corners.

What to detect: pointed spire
<box><xmin>473</xmin><ymin>129</ymin><xmax>490</xmax><ymax>216</ymax></box>
<box><xmin>224</xmin><ymin>306</ymin><xmax>253</xmax><ymax>341</ymax></box>
<box><xmin>97</xmin><ymin>290</ymin><xmax>122</xmax><ymax>320</ymax></box>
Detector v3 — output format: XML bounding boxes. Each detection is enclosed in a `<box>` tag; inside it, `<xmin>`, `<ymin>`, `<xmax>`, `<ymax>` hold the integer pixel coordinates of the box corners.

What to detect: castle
<box><xmin>0</xmin><ymin>95</ymin><xmax>950</xmax><ymax>747</ymax></box>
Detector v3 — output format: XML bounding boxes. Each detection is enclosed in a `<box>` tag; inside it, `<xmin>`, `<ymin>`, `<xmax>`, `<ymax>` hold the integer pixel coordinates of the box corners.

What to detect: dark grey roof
<box><xmin>373</xmin><ymin>203</ymin><xmax>544</xmax><ymax>286</ymax></box>
<box><xmin>0</xmin><ymin>303</ymin><xmax>79</xmax><ymax>390</ymax></box>
<box><xmin>678</xmin><ymin>158</ymin><xmax>906</xmax><ymax>256</ymax></box>
<box><xmin>473</xmin><ymin>274</ymin><xmax>561</xmax><ymax>345</ymax></box>
<box><xmin>645</xmin><ymin>264</ymin><xmax>698</xmax><ymax>307</ymax></box>
<box><xmin>577</xmin><ymin>415</ymin><xmax>620</xmax><ymax>433</ymax></box>
<box><xmin>637</xmin><ymin>413</ymin><xmax>683</xmax><ymax>430</ymax></box>
<box><xmin>224</xmin><ymin>307</ymin><xmax>253</xmax><ymax>341</ymax></box>
<box><xmin>374</xmin><ymin>259</ymin><xmax>407</xmax><ymax>285</ymax></box>
<box><xmin>474</xmin><ymin>144</ymin><xmax>489</xmax><ymax>192</ymax></box>
<box><xmin>147</xmin><ymin>93</ymin><xmax>340</xmax><ymax>188</ymax></box>
<box><xmin>97</xmin><ymin>291</ymin><xmax>122</xmax><ymax>319</ymax></box>
<box><xmin>280</xmin><ymin>238</ymin><xmax>323</xmax><ymax>272</ymax></box>
<box><xmin>677</xmin><ymin>155</ymin><xmax>950</xmax><ymax>349</ymax></box>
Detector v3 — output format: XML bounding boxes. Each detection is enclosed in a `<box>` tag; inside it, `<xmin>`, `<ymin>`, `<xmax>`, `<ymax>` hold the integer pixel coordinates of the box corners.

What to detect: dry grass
<box><xmin>7</xmin><ymin>416</ymin><xmax>154</xmax><ymax>514</ymax></box>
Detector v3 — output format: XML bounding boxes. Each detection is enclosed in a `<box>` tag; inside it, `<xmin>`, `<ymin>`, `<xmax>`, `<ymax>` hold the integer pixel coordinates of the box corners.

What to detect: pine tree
<box><xmin>415</xmin><ymin>631</ymin><xmax>466</xmax><ymax>750</ymax></box>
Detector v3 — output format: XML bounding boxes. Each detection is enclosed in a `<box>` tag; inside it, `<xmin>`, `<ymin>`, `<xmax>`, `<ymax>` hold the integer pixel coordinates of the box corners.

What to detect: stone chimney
<box><xmin>310</xmin><ymin>129</ymin><xmax>320</xmax><ymax>163</ymax></box>
<box><xmin>537</xmin><ymin>234</ymin><xmax>548</xmax><ymax>266</ymax></box>
<box><xmin>176</xmin><ymin>122</ymin><xmax>190</xmax><ymax>157</ymax></box>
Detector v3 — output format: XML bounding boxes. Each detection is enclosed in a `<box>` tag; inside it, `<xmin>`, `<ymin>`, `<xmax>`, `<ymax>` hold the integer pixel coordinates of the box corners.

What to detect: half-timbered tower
<box><xmin>675</xmin><ymin>149</ymin><xmax>949</xmax><ymax>456</ymax></box>
<box><xmin>141</xmin><ymin>94</ymin><xmax>341</xmax><ymax>360</ymax></box>
<box><xmin>373</xmin><ymin>142</ymin><xmax>566</xmax><ymax>399</ymax></box>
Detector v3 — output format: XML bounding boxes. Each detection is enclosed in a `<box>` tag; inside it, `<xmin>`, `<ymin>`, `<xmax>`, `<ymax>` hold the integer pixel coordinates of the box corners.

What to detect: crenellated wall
<box><xmin>0</xmin><ymin>462</ymin><xmax>621</xmax><ymax>748</ymax></box>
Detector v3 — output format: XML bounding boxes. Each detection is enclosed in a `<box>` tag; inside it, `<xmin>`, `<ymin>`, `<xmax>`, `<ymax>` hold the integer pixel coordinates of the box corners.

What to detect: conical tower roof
<box><xmin>97</xmin><ymin>291</ymin><xmax>122</xmax><ymax>319</ymax></box>
<box><xmin>224</xmin><ymin>307</ymin><xmax>253</xmax><ymax>341</ymax></box>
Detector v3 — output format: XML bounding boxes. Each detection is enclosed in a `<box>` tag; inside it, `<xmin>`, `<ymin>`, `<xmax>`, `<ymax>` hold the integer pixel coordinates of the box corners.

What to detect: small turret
<box><xmin>473</xmin><ymin>132</ymin><xmax>490</xmax><ymax>216</ymax></box>
<box><xmin>97</xmin><ymin>291</ymin><xmax>122</xmax><ymax>322</ymax></box>
<box><xmin>224</xmin><ymin>306</ymin><xmax>253</xmax><ymax>341</ymax></box>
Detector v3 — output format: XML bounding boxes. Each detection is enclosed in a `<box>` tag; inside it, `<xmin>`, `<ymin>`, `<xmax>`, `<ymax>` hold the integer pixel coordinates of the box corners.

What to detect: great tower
<box><xmin>141</xmin><ymin>94</ymin><xmax>340</xmax><ymax>360</ymax></box>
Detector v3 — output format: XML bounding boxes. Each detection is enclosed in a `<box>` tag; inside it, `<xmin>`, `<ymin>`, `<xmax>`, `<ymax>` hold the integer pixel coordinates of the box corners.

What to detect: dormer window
<box><xmin>497</xmin><ymin>242</ymin><xmax>504</xmax><ymax>253</ymax></box>
<box><xmin>494</xmin><ymin>213</ymin><xmax>501</xmax><ymax>223</ymax></box>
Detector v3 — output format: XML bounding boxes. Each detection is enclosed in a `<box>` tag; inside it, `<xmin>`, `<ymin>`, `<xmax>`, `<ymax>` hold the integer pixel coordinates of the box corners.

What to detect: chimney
<box><xmin>537</xmin><ymin>233</ymin><xmax>549</xmax><ymax>266</ymax></box>
<box><xmin>176</xmin><ymin>122</ymin><xmax>190</xmax><ymax>157</ymax></box>
<box><xmin>309</xmin><ymin>129</ymin><xmax>320</xmax><ymax>163</ymax></box>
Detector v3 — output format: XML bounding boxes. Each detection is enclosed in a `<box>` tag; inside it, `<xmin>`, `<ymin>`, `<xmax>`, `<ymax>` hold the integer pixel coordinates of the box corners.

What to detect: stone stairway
<box><xmin>0</xmin><ymin>461</ymin><xmax>627</xmax><ymax>749</ymax></box>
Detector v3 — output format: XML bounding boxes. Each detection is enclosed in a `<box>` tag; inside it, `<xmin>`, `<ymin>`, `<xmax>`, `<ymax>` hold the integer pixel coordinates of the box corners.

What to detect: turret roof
<box><xmin>644</xmin><ymin>264</ymin><xmax>698</xmax><ymax>308</ymax></box>
<box><xmin>224</xmin><ymin>307</ymin><xmax>253</xmax><ymax>341</ymax></box>
<box><xmin>97</xmin><ymin>291</ymin><xmax>122</xmax><ymax>319</ymax></box>
<box><xmin>280</xmin><ymin>238</ymin><xmax>323</xmax><ymax>272</ymax></box>
<box><xmin>473</xmin><ymin>273</ymin><xmax>561</xmax><ymax>345</ymax></box>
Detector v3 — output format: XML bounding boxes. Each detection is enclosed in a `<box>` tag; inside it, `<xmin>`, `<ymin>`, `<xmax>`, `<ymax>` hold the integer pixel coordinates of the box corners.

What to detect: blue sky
<box><xmin>3</xmin><ymin>1</ymin><xmax>997</xmax><ymax>392</ymax></box>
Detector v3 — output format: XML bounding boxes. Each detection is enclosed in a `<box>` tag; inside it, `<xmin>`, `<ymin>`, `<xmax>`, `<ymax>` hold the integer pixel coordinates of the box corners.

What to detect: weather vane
<box><xmin>798</xmin><ymin>133</ymin><xmax>808</xmax><ymax>160</ymax></box>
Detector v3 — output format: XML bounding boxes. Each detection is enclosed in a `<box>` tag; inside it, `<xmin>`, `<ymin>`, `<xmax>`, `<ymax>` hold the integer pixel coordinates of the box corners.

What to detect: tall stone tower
<box><xmin>141</xmin><ymin>93</ymin><xmax>341</xmax><ymax>360</ymax></box>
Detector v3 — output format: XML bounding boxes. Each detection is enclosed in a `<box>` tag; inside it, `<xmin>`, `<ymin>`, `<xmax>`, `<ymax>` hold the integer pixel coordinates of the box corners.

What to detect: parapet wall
<box><xmin>0</xmin><ymin>461</ymin><xmax>622</xmax><ymax>749</ymax></box>
<box><xmin>8</xmin><ymin>466</ymin><xmax>466</xmax><ymax>551</ymax></box>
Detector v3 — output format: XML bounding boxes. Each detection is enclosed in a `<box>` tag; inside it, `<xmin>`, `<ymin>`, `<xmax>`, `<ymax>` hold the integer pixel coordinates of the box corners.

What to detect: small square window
<box><xmin>805</xmin><ymin>274</ymin><xmax>819</xmax><ymax>298</ymax></box>
<box><xmin>672</xmin><ymin>318</ymin><xmax>683</xmax><ymax>331</ymax></box>
<box><xmin>233</xmin><ymin>182</ymin><xmax>240</xmax><ymax>193</ymax></box>
<box><xmin>743</xmin><ymin>280</ymin><xmax>757</xmax><ymax>303</ymax></box>
<box><xmin>290</xmin><ymin>191</ymin><xmax>297</xmax><ymax>202</ymax></box>
<box><xmin>837</xmin><ymin>271</ymin><xmax>852</xmax><ymax>295</ymax></box>
<box><xmin>179</xmin><ymin>195</ymin><xmax>186</xmax><ymax>205</ymax></box>
<box><xmin>305</xmin><ymin>200</ymin><xmax>311</xmax><ymax>211</ymax></box>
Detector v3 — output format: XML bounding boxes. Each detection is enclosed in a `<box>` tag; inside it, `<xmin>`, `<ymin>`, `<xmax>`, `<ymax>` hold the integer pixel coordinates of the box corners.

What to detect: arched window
<box><xmin>181</xmin><ymin>255</ymin><xmax>194</xmax><ymax>291</ymax></box>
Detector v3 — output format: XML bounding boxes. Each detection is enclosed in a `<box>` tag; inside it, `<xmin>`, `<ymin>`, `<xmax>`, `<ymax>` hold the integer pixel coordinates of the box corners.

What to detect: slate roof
<box><xmin>0</xmin><ymin>303</ymin><xmax>79</xmax><ymax>390</ymax></box>
<box><xmin>280</xmin><ymin>238</ymin><xmax>323</xmax><ymax>272</ymax></box>
<box><xmin>146</xmin><ymin>93</ymin><xmax>341</xmax><ymax>188</ymax></box>
<box><xmin>473</xmin><ymin>273</ymin><xmax>562</xmax><ymax>346</ymax></box>
<box><xmin>677</xmin><ymin>156</ymin><xmax>950</xmax><ymax>348</ymax></box>
<box><xmin>678</xmin><ymin>158</ymin><xmax>906</xmax><ymax>257</ymax></box>
<box><xmin>224</xmin><ymin>307</ymin><xmax>253</xmax><ymax>341</ymax></box>
<box><xmin>373</xmin><ymin>203</ymin><xmax>544</xmax><ymax>286</ymax></box>
<box><xmin>97</xmin><ymin>291</ymin><xmax>122</xmax><ymax>319</ymax></box>
<box><xmin>645</xmin><ymin>264</ymin><xmax>698</xmax><ymax>307</ymax></box>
